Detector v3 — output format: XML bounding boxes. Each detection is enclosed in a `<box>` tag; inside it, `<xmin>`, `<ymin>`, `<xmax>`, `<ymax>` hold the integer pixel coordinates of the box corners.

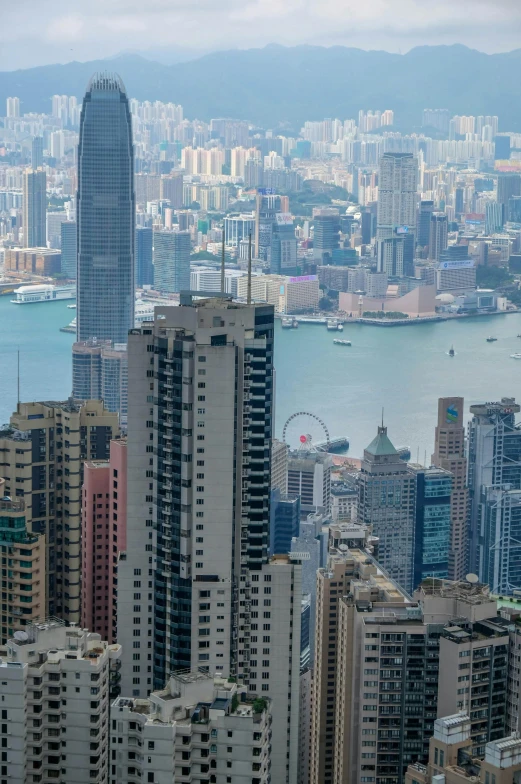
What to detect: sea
<box><xmin>0</xmin><ymin>294</ymin><xmax>520</xmax><ymax>459</ymax></box>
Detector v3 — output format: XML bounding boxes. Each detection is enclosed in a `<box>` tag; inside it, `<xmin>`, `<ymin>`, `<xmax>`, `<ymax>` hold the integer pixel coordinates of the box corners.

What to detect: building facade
<box><xmin>118</xmin><ymin>298</ymin><xmax>301</xmax><ymax>783</ymax></box>
<box><xmin>23</xmin><ymin>169</ymin><xmax>46</xmax><ymax>249</ymax></box>
<box><xmin>377</xmin><ymin>152</ymin><xmax>418</xmax><ymax>239</ymax></box>
<box><xmin>77</xmin><ymin>72</ymin><xmax>135</xmax><ymax>344</ymax></box>
<box><xmin>153</xmin><ymin>229</ymin><xmax>191</xmax><ymax>293</ymax></box>
<box><xmin>135</xmin><ymin>226</ymin><xmax>154</xmax><ymax>288</ymax></box>
<box><xmin>0</xmin><ymin>400</ymin><xmax>118</xmax><ymax>622</ymax></box>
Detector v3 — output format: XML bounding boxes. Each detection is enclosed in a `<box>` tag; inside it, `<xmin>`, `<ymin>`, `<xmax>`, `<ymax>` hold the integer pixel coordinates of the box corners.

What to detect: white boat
<box><xmin>281</xmin><ymin>317</ymin><xmax>293</xmax><ymax>329</ymax></box>
<box><xmin>333</xmin><ymin>339</ymin><xmax>352</xmax><ymax>346</ymax></box>
<box><xmin>11</xmin><ymin>284</ymin><xmax>76</xmax><ymax>304</ymax></box>
<box><xmin>511</xmin><ymin>353</ymin><xmax>521</xmax><ymax>360</ymax></box>
<box><xmin>327</xmin><ymin>318</ymin><xmax>339</xmax><ymax>331</ymax></box>
<box><xmin>337</xmin><ymin>323</ymin><xmax>344</xmax><ymax>331</ymax></box>
<box><xmin>67</xmin><ymin>303</ymin><xmax>77</xmax><ymax>309</ymax></box>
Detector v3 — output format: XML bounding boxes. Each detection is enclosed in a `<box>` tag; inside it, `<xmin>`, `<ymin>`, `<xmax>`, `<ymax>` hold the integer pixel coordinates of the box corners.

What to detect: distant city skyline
<box><xmin>1</xmin><ymin>0</ymin><xmax>521</xmax><ymax>70</ymax></box>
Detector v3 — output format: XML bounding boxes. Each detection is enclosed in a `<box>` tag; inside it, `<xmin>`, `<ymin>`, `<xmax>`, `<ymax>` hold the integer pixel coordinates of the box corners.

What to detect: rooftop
<box><xmin>364</xmin><ymin>425</ymin><xmax>399</xmax><ymax>457</ymax></box>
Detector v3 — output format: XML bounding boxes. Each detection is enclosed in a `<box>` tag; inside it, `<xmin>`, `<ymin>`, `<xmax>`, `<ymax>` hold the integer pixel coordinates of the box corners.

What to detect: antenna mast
<box><xmin>220</xmin><ymin>232</ymin><xmax>225</xmax><ymax>294</ymax></box>
<box><xmin>247</xmin><ymin>233</ymin><xmax>252</xmax><ymax>305</ymax></box>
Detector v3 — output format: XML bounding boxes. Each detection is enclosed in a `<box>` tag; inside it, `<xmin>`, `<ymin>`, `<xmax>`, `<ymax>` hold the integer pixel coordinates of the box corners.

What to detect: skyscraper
<box><xmin>432</xmin><ymin>397</ymin><xmax>469</xmax><ymax>581</ymax></box>
<box><xmin>22</xmin><ymin>169</ymin><xmax>46</xmax><ymax>248</ymax></box>
<box><xmin>77</xmin><ymin>72</ymin><xmax>135</xmax><ymax>344</ymax></box>
<box><xmin>135</xmin><ymin>226</ymin><xmax>154</xmax><ymax>287</ymax></box>
<box><xmin>31</xmin><ymin>136</ymin><xmax>44</xmax><ymax>169</ymax></box>
<box><xmin>270</xmin><ymin>213</ymin><xmax>298</xmax><ymax>275</ymax></box>
<box><xmin>429</xmin><ymin>212</ymin><xmax>448</xmax><ymax>261</ymax></box>
<box><xmin>358</xmin><ymin>425</ymin><xmax>416</xmax><ymax>592</ymax></box>
<box><xmin>6</xmin><ymin>96</ymin><xmax>20</xmax><ymax>117</ymax></box>
<box><xmin>61</xmin><ymin>220</ymin><xmax>77</xmax><ymax>278</ymax></box>
<box><xmin>410</xmin><ymin>464</ymin><xmax>453</xmax><ymax>586</ymax></box>
<box><xmin>468</xmin><ymin>398</ymin><xmax>521</xmax><ymax>577</ymax></box>
<box><xmin>118</xmin><ymin>298</ymin><xmax>301</xmax><ymax>783</ymax></box>
<box><xmin>312</xmin><ymin>209</ymin><xmax>340</xmax><ymax>261</ymax></box>
<box><xmin>153</xmin><ymin>229</ymin><xmax>190</xmax><ymax>292</ymax></box>
<box><xmin>377</xmin><ymin>152</ymin><xmax>418</xmax><ymax>239</ymax></box>
<box><xmin>417</xmin><ymin>200</ymin><xmax>434</xmax><ymax>249</ymax></box>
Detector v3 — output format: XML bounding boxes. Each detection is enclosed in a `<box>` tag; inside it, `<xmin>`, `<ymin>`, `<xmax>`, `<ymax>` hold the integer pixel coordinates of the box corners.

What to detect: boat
<box><xmin>67</xmin><ymin>303</ymin><xmax>77</xmax><ymax>309</ymax></box>
<box><xmin>449</xmin><ymin>346</ymin><xmax>455</xmax><ymax>357</ymax></box>
<box><xmin>333</xmin><ymin>339</ymin><xmax>352</xmax><ymax>346</ymax></box>
<box><xmin>337</xmin><ymin>323</ymin><xmax>344</xmax><ymax>331</ymax></box>
<box><xmin>292</xmin><ymin>319</ymin><xmax>298</xmax><ymax>329</ymax></box>
<box><xmin>517</xmin><ymin>334</ymin><xmax>521</xmax><ymax>338</ymax></box>
<box><xmin>281</xmin><ymin>317</ymin><xmax>293</xmax><ymax>329</ymax></box>
<box><xmin>11</xmin><ymin>284</ymin><xmax>76</xmax><ymax>304</ymax></box>
<box><xmin>60</xmin><ymin>317</ymin><xmax>77</xmax><ymax>334</ymax></box>
<box><xmin>486</xmin><ymin>337</ymin><xmax>497</xmax><ymax>342</ymax></box>
<box><xmin>326</xmin><ymin>318</ymin><xmax>339</xmax><ymax>331</ymax></box>
<box><xmin>511</xmin><ymin>353</ymin><xmax>521</xmax><ymax>360</ymax></box>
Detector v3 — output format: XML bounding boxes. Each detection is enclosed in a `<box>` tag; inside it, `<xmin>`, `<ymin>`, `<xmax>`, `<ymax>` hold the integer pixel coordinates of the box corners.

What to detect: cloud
<box><xmin>0</xmin><ymin>0</ymin><xmax>520</xmax><ymax>70</ymax></box>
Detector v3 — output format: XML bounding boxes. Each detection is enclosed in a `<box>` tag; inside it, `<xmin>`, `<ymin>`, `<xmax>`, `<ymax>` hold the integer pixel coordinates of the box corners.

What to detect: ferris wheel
<box><xmin>282</xmin><ymin>411</ymin><xmax>330</xmax><ymax>452</ymax></box>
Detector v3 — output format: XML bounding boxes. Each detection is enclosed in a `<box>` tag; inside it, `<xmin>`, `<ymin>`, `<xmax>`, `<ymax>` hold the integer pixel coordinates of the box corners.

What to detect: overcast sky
<box><xmin>1</xmin><ymin>0</ymin><xmax>520</xmax><ymax>70</ymax></box>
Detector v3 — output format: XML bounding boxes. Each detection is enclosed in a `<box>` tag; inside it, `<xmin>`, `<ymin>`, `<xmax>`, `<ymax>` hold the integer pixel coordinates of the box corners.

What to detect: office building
<box><xmin>46</xmin><ymin>211</ymin><xmax>68</xmax><ymax>249</ymax></box>
<box><xmin>81</xmin><ymin>439</ymin><xmax>127</xmax><ymax>643</ymax></box>
<box><xmin>313</xmin><ymin>209</ymin><xmax>340</xmax><ymax>261</ymax></box>
<box><xmin>417</xmin><ymin>200</ymin><xmax>435</xmax><ymax>249</ymax></box>
<box><xmin>311</xmin><ymin>558</ymin><xmax>508</xmax><ymax>784</ymax></box>
<box><xmin>135</xmin><ymin>226</ymin><xmax>154</xmax><ymax>287</ymax></box>
<box><xmin>0</xmin><ymin>620</ymin><xmax>121</xmax><ymax>784</ymax></box>
<box><xmin>0</xmin><ymin>400</ymin><xmax>118</xmax><ymax>622</ymax></box>
<box><xmin>467</xmin><ymin>398</ymin><xmax>521</xmax><ymax>574</ymax></box>
<box><xmin>432</xmin><ymin>397</ymin><xmax>469</xmax><ymax>581</ymax></box>
<box><xmin>77</xmin><ymin>72</ymin><xmax>135</xmax><ymax>344</ymax></box>
<box><xmin>377</xmin><ymin>233</ymin><xmax>415</xmax><ymax>277</ymax></box>
<box><xmin>377</xmin><ymin>152</ymin><xmax>418</xmax><ymax>239</ymax></box>
<box><xmin>31</xmin><ymin>136</ymin><xmax>44</xmax><ymax>169</ymax></box>
<box><xmin>255</xmin><ymin>193</ymin><xmax>285</xmax><ymax>261</ymax></box>
<box><xmin>23</xmin><ymin>169</ymin><xmax>46</xmax><ymax>248</ymax></box>
<box><xmin>411</xmin><ymin>464</ymin><xmax>452</xmax><ymax>587</ymax></box>
<box><xmin>429</xmin><ymin>212</ymin><xmax>448</xmax><ymax>261</ymax></box>
<box><xmin>479</xmin><ymin>486</ymin><xmax>521</xmax><ymax>595</ymax></box>
<box><xmin>270</xmin><ymin>490</ymin><xmax>300</xmax><ymax>554</ymax></box>
<box><xmin>224</xmin><ymin>213</ymin><xmax>256</xmax><ymax>246</ymax></box>
<box><xmin>406</xmin><ymin>715</ymin><xmax>521</xmax><ymax>784</ymax></box>
<box><xmin>72</xmin><ymin>339</ymin><xmax>128</xmax><ymax>425</ymax></box>
<box><xmin>111</xmin><ymin>674</ymin><xmax>272</xmax><ymax>784</ymax></box>
<box><xmin>4</xmin><ymin>247</ymin><xmax>61</xmax><ymax>276</ymax></box>
<box><xmin>61</xmin><ymin>220</ymin><xmax>77</xmax><ymax>279</ymax></box>
<box><xmin>153</xmin><ymin>229</ymin><xmax>191</xmax><ymax>293</ymax></box>
<box><xmin>358</xmin><ymin>425</ymin><xmax>416</xmax><ymax>591</ymax></box>
<box><xmin>270</xmin><ymin>214</ymin><xmax>297</xmax><ymax>275</ymax></box>
<box><xmin>288</xmin><ymin>450</ymin><xmax>333</xmax><ymax>514</ymax></box>
<box><xmin>330</xmin><ymin>480</ymin><xmax>357</xmax><ymax>522</ymax></box>
<box><xmin>118</xmin><ymin>298</ymin><xmax>301</xmax><ymax>784</ymax></box>
<box><xmin>0</xmin><ymin>479</ymin><xmax>46</xmax><ymax>645</ymax></box>
<box><xmin>437</xmin><ymin>249</ymin><xmax>477</xmax><ymax>293</ymax></box>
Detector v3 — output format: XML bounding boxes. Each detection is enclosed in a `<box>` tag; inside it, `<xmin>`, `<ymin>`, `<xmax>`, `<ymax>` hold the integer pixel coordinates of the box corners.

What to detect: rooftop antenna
<box><xmin>17</xmin><ymin>348</ymin><xmax>20</xmax><ymax>409</ymax></box>
<box><xmin>220</xmin><ymin>232</ymin><xmax>225</xmax><ymax>294</ymax></box>
<box><xmin>416</xmin><ymin>446</ymin><xmax>420</xmax><ymax>464</ymax></box>
<box><xmin>247</xmin><ymin>233</ymin><xmax>252</xmax><ymax>305</ymax></box>
<box><xmin>424</xmin><ymin>450</ymin><xmax>427</xmax><ymax>467</ymax></box>
<box><xmin>381</xmin><ymin>407</ymin><xmax>384</xmax><ymax>429</ymax></box>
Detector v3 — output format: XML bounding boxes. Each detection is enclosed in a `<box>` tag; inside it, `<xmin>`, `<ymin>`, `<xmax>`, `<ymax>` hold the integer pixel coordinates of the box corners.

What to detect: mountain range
<box><xmin>2</xmin><ymin>44</ymin><xmax>521</xmax><ymax>131</ymax></box>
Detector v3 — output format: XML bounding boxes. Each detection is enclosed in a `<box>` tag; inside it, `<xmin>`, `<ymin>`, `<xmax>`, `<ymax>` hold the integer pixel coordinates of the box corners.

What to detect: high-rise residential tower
<box><xmin>377</xmin><ymin>152</ymin><xmax>418</xmax><ymax>239</ymax></box>
<box><xmin>432</xmin><ymin>397</ymin><xmax>469</xmax><ymax>580</ymax></box>
<box><xmin>118</xmin><ymin>298</ymin><xmax>301</xmax><ymax>783</ymax></box>
<box><xmin>22</xmin><ymin>168</ymin><xmax>46</xmax><ymax>248</ymax></box>
<box><xmin>429</xmin><ymin>212</ymin><xmax>448</xmax><ymax>261</ymax></box>
<box><xmin>76</xmin><ymin>72</ymin><xmax>135</xmax><ymax>344</ymax></box>
<box><xmin>31</xmin><ymin>136</ymin><xmax>44</xmax><ymax>169</ymax></box>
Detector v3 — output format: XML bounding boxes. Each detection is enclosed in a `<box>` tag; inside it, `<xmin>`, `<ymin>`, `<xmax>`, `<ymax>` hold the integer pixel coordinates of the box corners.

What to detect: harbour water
<box><xmin>0</xmin><ymin>294</ymin><xmax>520</xmax><ymax>458</ymax></box>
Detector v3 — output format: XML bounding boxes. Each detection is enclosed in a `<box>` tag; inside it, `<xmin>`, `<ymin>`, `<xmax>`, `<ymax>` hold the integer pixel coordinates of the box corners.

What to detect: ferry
<box><xmin>333</xmin><ymin>339</ymin><xmax>352</xmax><ymax>346</ymax></box>
<box><xmin>511</xmin><ymin>353</ymin><xmax>521</xmax><ymax>360</ymax></box>
<box><xmin>486</xmin><ymin>336</ymin><xmax>497</xmax><ymax>342</ymax></box>
<box><xmin>67</xmin><ymin>303</ymin><xmax>77</xmax><ymax>309</ymax></box>
<box><xmin>449</xmin><ymin>345</ymin><xmax>455</xmax><ymax>357</ymax></box>
<box><xmin>326</xmin><ymin>318</ymin><xmax>340</xmax><ymax>331</ymax></box>
<box><xmin>11</xmin><ymin>284</ymin><xmax>76</xmax><ymax>304</ymax></box>
<box><xmin>282</xmin><ymin>317</ymin><xmax>293</xmax><ymax>329</ymax></box>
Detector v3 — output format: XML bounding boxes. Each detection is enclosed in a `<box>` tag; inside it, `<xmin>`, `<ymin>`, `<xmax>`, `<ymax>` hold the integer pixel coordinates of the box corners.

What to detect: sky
<box><xmin>1</xmin><ymin>0</ymin><xmax>521</xmax><ymax>70</ymax></box>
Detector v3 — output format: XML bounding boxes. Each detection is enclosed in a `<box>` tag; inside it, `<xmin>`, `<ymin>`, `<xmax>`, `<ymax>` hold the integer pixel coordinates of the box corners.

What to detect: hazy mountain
<box><xmin>2</xmin><ymin>44</ymin><xmax>521</xmax><ymax>131</ymax></box>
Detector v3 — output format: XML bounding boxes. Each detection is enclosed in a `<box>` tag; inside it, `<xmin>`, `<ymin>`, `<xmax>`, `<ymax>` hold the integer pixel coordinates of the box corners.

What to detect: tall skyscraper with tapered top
<box><xmin>76</xmin><ymin>72</ymin><xmax>135</xmax><ymax>344</ymax></box>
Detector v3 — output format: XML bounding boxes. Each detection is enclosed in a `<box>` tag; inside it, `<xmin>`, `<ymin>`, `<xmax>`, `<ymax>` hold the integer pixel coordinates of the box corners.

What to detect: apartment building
<box><xmin>0</xmin><ymin>478</ymin><xmax>46</xmax><ymax>644</ymax></box>
<box><xmin>311</xmin><ymin>546</ymin><xmax>508</xmax><ymax>784</ymax></box>
<box><xmin>118</xmin><ymin>297</ymin><xmax>301</xmax><ymax>784</ymax></box>
<box><xmin>405</xmin><ymin>712</ymin><xmax>521</xmax><ymax>784</ymax></box>
<box><xmin>111</xmin><ymin>672</ymin><xmax>271</xmax><ymax>784</ymax></box>
<box><xmin>0</xmin><ymin>400</ymin><xmax>119</xmax><ymax>622</ymax></box>
<box><xmin>0</xmin><ymin>619</ymin><xmax>121</xmax><ymax>784</ymax></box>
<box><xmin>81</xmin><ymin>439</ymin><xmax>127</xmax><ymax>644</ymax></box>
